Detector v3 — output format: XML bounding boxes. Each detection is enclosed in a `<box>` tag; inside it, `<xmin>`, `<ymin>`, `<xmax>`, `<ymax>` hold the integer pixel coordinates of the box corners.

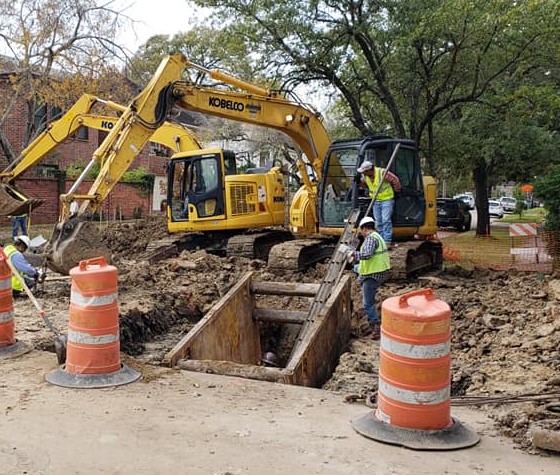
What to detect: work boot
<box><xmin>370</xmin><ymin>323</ymin><xmax>381</xmax><ymax>340</ymax></box>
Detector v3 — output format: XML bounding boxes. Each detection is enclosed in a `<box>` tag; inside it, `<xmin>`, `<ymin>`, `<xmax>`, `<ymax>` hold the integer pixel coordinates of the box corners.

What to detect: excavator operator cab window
<box><xmin>223</xmin><ymin>150</ymin><xmax>237</xmax><ymax>175</ymax></box>
<box><xmin>319</xmin><ymin>140</ymin><xmax>426</xmax><ymax>229</ymax></box>
<box><xmin>168</xmin><ymin>152</ymin><xmax>225</xmax><ymax>222</ymax></box>
<box><xmin>319</xmin><ymin>148</ymin><xmax>358</xmax><ymax>226</ymax></box>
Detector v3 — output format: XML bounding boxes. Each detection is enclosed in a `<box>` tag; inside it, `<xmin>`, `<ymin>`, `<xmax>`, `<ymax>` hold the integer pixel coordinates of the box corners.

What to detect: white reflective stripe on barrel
<box><xmin>70</xmin><ymin>291</ymin><xmax>117</xmax><ymax>307</ymax></box>
<box><xmin>67</xmin><ymin>329</ymin><xmax>118</xmax><ymax>345</ymax></box>
<box><xmin>379</xmin><ymin>378</ymin><xmax>450</xmax><ymax>405</ymax></box>
<box><xmin>0</xmin><ymin>278</ymin><xmax>11</xmax><ymax>291</ymax></box>
<box><xmin>0</xmin><ymin>309</ymin><xmax>14</xmax><ymax>323</ymax></box>
<box><xmin>380</xmin><ymin>334</ymin><xmax>450</xmax><ymax>359</ymax></box>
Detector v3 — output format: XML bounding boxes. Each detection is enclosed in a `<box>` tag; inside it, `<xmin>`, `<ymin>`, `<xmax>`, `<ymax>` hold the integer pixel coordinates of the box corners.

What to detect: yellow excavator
<box><xmin>153</xmin><ymin>56</ymin><xmax>441</xmax><ymax>273</ymax></box>
<box><xmin>0</xmin><ymin>55</ymin><xmax>442</xmax><ymax>275</ymax></box>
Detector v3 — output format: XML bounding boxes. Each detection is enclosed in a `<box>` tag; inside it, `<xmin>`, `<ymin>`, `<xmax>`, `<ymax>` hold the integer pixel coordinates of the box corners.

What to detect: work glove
<box><xmin>338</xmin><ymin>244</ymin><xmax>356</xmax><ymax>263</ymax></box>
<box><xmin>35</xmin><ymin>268</ymin><xmax>46</xmax><ymax>284</ymax></box>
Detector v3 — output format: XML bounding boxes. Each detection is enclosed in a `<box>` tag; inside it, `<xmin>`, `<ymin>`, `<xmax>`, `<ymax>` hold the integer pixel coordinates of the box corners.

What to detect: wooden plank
<box><xmin>285</xmin><ymin>275</ymin><xmax>352</xmax><ymax>387</ymax></box>
<box><xmin>164</xmin><ymin>272</ymin><xmax>260</xmax><ymax>367</ymax></box>
<box><xmin>250</xmin><ymin>281</ymin><xmax>319</xmax><ymax>297</ymax></box>
<box><xmin>177</xmin><ymin>359</ymin><xmax>289</xmax><ymax>384</ymax></box>
<box><xmin>253</xmin><ymin>308</ymin><xmax>306</xmax><ymax>324</ymax></box>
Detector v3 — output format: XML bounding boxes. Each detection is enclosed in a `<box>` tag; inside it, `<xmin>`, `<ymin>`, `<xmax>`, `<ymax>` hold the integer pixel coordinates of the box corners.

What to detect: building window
<box><xmin>36</xmin><ymin>164</ymin><xmax>60</xmax><ymax>177</ymax></box>
<box><xmin>76</xmin><ymin>126</ymin><xmax>89</xmax><ymax>140</ymax></box>
<box><xmin>149</xmin><ymin>141</ymin><xmax>169</xmax><ymax>157</ymax></box>
<box><xmin>32</xmin><ymin>102</ymin><xmax>63</xmax><ymax>135</ymax></box>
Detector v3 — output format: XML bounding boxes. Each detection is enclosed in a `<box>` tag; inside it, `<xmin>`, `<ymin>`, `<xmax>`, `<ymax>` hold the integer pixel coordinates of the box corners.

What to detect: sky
<box><xmin>115</xmin><ymin>0</ymin><xmax>208</xmax><ymax>53</ymax></box>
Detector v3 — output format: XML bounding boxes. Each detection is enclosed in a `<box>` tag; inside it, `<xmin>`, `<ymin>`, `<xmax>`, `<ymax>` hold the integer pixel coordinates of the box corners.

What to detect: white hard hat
<box><xmin>15</xmin><ymin>235</ymin><xmax>31</xmax><ymax>249</ymax></box>
<box><xmin>357</xmin><ymin>160</ymin><xmax>374</xmax><ymax>173</ymax></box>
<box><xmin>359</xmin><ymin>216</ymin><xmax>375</xmax><ymax>228</ymax></box>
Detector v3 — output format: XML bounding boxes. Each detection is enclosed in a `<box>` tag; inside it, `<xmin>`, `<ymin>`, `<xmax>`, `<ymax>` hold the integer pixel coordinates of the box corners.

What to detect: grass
<box><xmin>499</xmin><ymin>207</ymin><xmax>547</xmax><ymax>224</ymax></box>
<box><xmin>442</xmin><ymin>228</ymin><xmax>512</xmax><ymax>267</ymax></box>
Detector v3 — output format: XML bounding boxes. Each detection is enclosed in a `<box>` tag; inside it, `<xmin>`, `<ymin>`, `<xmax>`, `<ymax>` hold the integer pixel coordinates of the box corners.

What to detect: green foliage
<box><xmin>512</xmin><ymin>186</ymin><xmax>525</xmax><ymax>218</ymax></box>
<box><xmin>65</xmin><ymin>160</ymin><xmax>100</xmax><ymax>179</ymax></box>
<box><xmin>534</xmin><ymin>166</ymin><xmax>560</xmax><ymax>231</ymax></box>
<box><xmin>127</xmin><ymin>27</ymin><xmax>254</xmax><ymax>84</ymax></box>
<box><xmin>121</xmin><ymin>167</ymin><xmax>155</xmax><ymax>191</ymax></box>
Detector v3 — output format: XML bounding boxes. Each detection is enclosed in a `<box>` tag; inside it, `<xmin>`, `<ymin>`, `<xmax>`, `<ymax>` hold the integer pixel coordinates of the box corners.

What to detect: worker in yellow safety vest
<box><xmin>357</xmin><ymin>160</ymin><xmax>401</xmax><ymax>247</ymax></box>
<box><xmin>344</xmin><ymin>216</ymin><xmax>391</xmax><ymax>340</ymax></box>
<box><xmin>3</xmin><ymin>236</ymin><xmax>42</xmax><ymax>297</ymax></box>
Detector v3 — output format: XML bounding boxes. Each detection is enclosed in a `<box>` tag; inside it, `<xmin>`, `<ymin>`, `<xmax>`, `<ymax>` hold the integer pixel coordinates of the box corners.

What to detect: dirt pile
<box><xmin>101</xmin><ymin>215</ymin><xmax>170</xmax><ymax>261</ymax></box>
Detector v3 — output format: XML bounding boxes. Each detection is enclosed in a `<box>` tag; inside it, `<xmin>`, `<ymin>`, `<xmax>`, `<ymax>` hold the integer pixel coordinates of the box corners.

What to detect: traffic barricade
<box><xmin>0</xmin><ymin>248</ymin><xmax>31</xmax><ymax>359</ymax></box>
<box><xmin>46</xmin><ymin>257</ymin><xmax>140</xmax><ymax>388</ymax></box>
<box><xmin>352</xmin><ymin>288</ymin><xmax>479</xmax><ymax>450</ymax></box>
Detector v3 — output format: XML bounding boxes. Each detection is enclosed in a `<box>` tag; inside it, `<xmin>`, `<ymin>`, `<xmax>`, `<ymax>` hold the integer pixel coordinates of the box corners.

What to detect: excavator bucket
<box><xmin>46</xmin><ymin>217</ymin><xmax>112</xmax><ymax>275</ymax></box>
<box><xmin>0</xmin><ymin>183</ymin><xmax>43</xmax><ymax>216</ymax></box>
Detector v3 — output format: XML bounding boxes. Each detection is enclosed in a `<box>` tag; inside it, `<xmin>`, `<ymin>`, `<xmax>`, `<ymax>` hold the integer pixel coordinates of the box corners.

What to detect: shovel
<box><xmin>2</xmin><ymin>251</ymin><xmax>67</xmax><ymax>364</ymax></box>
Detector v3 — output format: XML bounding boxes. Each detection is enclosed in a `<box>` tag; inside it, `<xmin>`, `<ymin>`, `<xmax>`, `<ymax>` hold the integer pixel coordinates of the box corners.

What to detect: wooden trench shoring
<box><xmin>163</xmin><ymin>272</ymin><xmax>352</xmax><ymax>387</ymax></box>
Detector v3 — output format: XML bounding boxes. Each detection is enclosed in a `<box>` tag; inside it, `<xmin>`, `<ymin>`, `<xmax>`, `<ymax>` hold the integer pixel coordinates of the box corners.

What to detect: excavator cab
<box><xmin>166</xmin><ymin>147</ymin><xmax>286</xmax><ymax>235</ymax></box>
<box><xmin>318</xmin><ymin>137</ymin><xmax>434</xmax><ymax>237</ymax></box>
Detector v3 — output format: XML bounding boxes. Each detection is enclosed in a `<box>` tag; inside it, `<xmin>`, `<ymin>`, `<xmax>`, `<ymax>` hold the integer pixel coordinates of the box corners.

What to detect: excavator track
<box><xmin>267</xmin><ymin>239</ymin><xmax>337</xmax><ymax>272</ymax></box>
<box><xmin>389</xmin><ymin>239</ymin><xmax>443</xmax><ymax>281</ymax></box>
<box><xmin>226</xmin><ymin>230</ymin><xmax>294</xmax><ymax>260</ymax></box>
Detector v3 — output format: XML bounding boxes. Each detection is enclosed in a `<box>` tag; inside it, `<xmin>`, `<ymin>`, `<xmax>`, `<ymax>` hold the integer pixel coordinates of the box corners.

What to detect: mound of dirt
<box><xmin>101</xmin><ymin>215</ymin><xmax>170</xmax><ymax>261</ymax></box>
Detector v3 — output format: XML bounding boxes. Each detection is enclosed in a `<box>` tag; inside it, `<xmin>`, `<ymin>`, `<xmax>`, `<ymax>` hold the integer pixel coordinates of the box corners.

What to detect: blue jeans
<box><xmin>373</xmin><ymin>199</ymin><xmax>394</xmax><ymax>244</ymax></box>
<box><xmin>362</xmin><ymin>277</ymin><xmax>382</xmax><ymax>325</ymax></box>
<box><xmin>12</xmin><ymin>216</ymin><xmax>28</xmax><ymax>239</ymax></box>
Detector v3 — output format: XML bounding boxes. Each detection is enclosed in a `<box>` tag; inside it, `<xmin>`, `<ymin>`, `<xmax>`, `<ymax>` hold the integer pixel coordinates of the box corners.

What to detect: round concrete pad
<box><xmin>45</xmin><ymin>364</ymin><xmax>141</xmax><ymax>389</ymax></box>
<box><xmin>351</xmin><ymin>411</ymin><xmax>480</xmax><ymax>451</ymax></box>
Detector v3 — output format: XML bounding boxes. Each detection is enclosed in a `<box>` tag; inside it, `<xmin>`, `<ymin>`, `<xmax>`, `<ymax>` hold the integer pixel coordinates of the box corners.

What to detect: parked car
<box><xmin>499</xmin><ymin>196</ymin><xmax>517</xmax><ymax>213</ymax></box>
<box><xmin>488</xmin><ymin>200</ymin><xmax>504</xmax><ymax>218</ymax></box>
<box><xmin>437</xmin><ymin>198</ymin><xmax>472</xmax><ymax>231</ymax></box>
<box><xmin>453</xmin><ymin>193</ymin><xmax>475</xmax><ymax>210</ymax></box>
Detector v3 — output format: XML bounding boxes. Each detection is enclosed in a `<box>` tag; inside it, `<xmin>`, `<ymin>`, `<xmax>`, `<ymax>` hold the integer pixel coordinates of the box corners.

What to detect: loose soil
<box><xmin>6</xmin><ymin>216</ymin><xmax>560</xmax><ymax>457</ymax></box>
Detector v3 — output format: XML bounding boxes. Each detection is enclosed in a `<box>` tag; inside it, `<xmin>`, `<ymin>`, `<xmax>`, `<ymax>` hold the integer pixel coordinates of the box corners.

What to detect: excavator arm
<box><xmin>0</xmin><ymin>89</ymin><xmax>202</xmax><ymax>217</ymax></box>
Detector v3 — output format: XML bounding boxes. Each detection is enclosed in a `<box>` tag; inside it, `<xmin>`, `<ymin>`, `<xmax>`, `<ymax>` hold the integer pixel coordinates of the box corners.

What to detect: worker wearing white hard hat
<box><xmin>357</xmin><ymin>160</ymin><xmax>401</xmax><ymax>247</ymax></box>
<box><xmin>351</xmin><ymin>217</ymin><xmax>391</xmax><ymax>340</ymax></box>
<box><xmin>3</xmin><ymin>235</ymin><xmax>41</xmax><ymax>296</ymax></box>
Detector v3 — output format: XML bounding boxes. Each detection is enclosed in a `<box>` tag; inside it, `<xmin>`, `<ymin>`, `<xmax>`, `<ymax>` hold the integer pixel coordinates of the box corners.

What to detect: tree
<box><xmin>0</xmin><ymin>0</ymin><xmax>134</xmax><ymax>163</ymax></box>
<box><xmin>187</xmin><ymin>0</ymin><xmax>560</xmax><ymax>237</ymax></box>
<box><xmin>126</xmin><ymin>26</ymin><xmax>254</xmax><ymax>85</ymax></box>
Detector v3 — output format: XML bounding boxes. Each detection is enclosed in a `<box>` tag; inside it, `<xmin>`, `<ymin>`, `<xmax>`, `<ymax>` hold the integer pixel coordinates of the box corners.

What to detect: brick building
<box><xmin>0</xmin><ymin>65</ymin><xmax>171</xmax><ymax>227</ymax></box>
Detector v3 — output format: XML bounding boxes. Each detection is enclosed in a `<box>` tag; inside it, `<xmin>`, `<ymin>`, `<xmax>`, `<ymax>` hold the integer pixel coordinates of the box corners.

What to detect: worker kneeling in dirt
<box><xmin>4</xmin><ymin>235</ymin><xmax>42</xmax><ymax>297</ymax></box>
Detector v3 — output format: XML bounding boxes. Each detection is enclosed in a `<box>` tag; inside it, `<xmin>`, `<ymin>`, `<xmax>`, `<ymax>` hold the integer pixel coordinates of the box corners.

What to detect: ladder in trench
<box><xmin>289</xmin><ymin>208</ymin><xmax>361</xmax><ymax>357</ymax></box>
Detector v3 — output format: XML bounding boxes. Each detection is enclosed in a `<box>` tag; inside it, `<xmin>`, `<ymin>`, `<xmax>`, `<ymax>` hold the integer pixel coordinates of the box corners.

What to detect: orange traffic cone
<box><xmin>0</xmin><ymin>248</ymin><xmax>31</xmax><ymax>360</ymax></box>
<box><xmin>352</xmin><ymin>288</ymin><xmax>479</xmax><ymax>450</ymax></box>
<box><xmin>46</xmin><ymin>257</ymin><xmax>140</xmax><ymax>388</ymax></box>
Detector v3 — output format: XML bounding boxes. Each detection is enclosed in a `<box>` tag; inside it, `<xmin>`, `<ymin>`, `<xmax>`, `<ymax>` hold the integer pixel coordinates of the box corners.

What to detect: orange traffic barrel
<box><xmin>0</xmin><ymin>248</ymin><xmax>31</xmax><ymax>360</ymax></box>
<box><xmin>352</xmin><ymin>288</ymin><xmax>479</xmax><ymax>450</ymax></box>
<box><xmin>46</xmin><ymin>257</ymin><xmax>140</xmax><ymax>388</ymax></box>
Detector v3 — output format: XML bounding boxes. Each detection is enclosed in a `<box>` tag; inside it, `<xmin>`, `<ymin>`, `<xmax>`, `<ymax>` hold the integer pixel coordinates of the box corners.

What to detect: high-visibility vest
<box><xmin>4</xmin><ymin>244</ymin><xmax>23</xmax><ymax>291</ymax></box>
<box><xmin>357</xmin><ymin>231</ymin><xmax>391</xmax><ymax>276</ymax></box>
<box><xmin>365</xmin><ymin>167</ymin><xmax>394</xmax><ymax>201</ymax></box>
